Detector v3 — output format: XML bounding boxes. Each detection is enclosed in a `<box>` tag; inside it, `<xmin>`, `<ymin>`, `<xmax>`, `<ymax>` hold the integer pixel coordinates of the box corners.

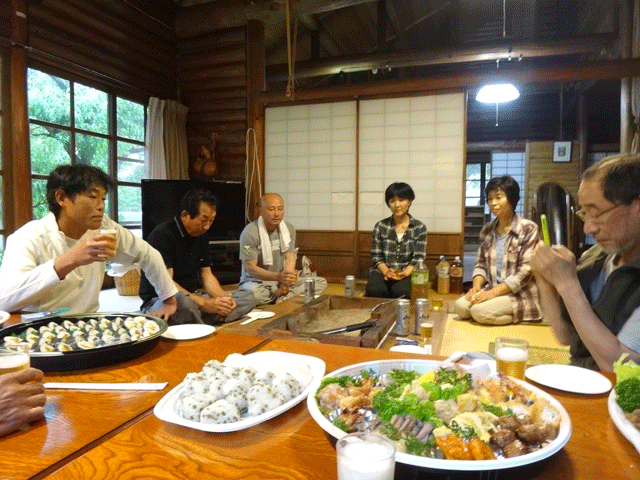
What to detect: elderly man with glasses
<box><xmin>531</xmin><ymin>153</ymin><xmax>640</xmax><ymax>371</ymax></box>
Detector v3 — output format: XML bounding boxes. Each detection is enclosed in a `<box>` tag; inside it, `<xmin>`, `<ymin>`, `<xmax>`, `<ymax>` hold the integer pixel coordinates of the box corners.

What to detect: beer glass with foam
<box><xmin>494</xmin><ymin>337</ymin><xmax>529</xmax><ymax>380</ymax></box>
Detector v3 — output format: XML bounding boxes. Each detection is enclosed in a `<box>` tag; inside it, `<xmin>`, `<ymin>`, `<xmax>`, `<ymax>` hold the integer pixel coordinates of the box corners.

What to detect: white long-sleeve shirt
<box><xmin>0</xmin><ymin>213</ymin><xmax>177</xmax><ymax>314</ymax></box>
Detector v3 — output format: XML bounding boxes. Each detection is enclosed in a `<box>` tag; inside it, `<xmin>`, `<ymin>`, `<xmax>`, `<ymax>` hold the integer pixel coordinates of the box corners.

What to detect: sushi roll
<box><xmin>39</xmin><ymin>325</ymin><xmax>52</xmax><ymax>334</ymax></box>
<box><xmin>25</xmin><ymin>327</ymin><xmax>38</xmax><ymax>336</ymax></box>
<box><xmin>119</xmin><ymin>333</ymin><xmax>131</xmax><ymax>343</ymax></box>
<box><xmin>40</xmin><ymin>331</ymin><xmax>56</xmax><ymax>343</ymax></box>
<box><xmin>56</xmin><ymin>330</ymin><xmax>71</xmax><ymax>342</ymax></box>
<box><xmin>77</xmin><ymin>340</ymin><xmax>95</xmax><ymax>350</ymax></box>
<box><xmin>123</xmin><ymin>318</ymin><xmax>136</xmax><ymax>329</ymax></box>
<box><xmin>76</xmin><ymin>320</ymin><xmax>86</xmax><ymax>329</ymax></box>
<box><xmin>88</xmin><ymin>319</ymin><xmax>99</xmax><ymax>328</ymax></box>
<box><xmin>25</xmin><ymin>333</ymin><xmax>40</xmax><ymax>345</ymax></box>
<box><xmin>132</xmin><ymin>316</ymin><xmax>147</xmax><ymax>328</ymax></box>
<box><xmin>48</xmin><ymin>321</ymin><xmax>59</xmax><ymax>330</ymax></box>
<box><xmin>142</xmin><ymin>320</ymin><xmax>159</xmax><ymax>335</ymax></box>
<box><xmin>57</xmin><ymin>342</ymin><xmax>73</xmax><ymax>352</ymax></box>
<box><xmin>3</xmin><ymin>335</ymin><xmax>22</xmax><ymax>346</ymax></box>
<box><xmin>39</xmin><ymin>343</ymin><xmax>55</xmax><ymax>353</ymax></box>
<box><xmin>98</xmin><ymin>318</ymin><xmax>111</xmax><ymax>331</ymax></box>
<box><xmin>62</xmin><ymin>320</ymin><xmax>75</xmax><ymax>330</ymax></box>
<box><xmin>112</xmin><ymin>317</ymin><xmax>123</xmax><ymax>330</ymax></box>
<box><xmin>200</xmin><ymin>399</ymin><xmax>240</xmax><ymax>424</ymax></box>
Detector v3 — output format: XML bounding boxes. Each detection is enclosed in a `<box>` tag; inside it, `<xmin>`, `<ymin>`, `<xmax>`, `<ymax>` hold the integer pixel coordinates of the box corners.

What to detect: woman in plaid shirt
<box><xmin>365</xmin><ymin>182</ymin><xmax>427</xmax><ymax>298</ymax></box>
<box><xmin>454</xmin><ymin>176</ymin><xmax>542</xmax><ymax>324</ymax></box>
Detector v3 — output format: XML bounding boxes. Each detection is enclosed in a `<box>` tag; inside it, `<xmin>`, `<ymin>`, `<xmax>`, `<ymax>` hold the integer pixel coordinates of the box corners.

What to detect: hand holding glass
<box><xmin>99</xmin><ymin>226</ymin><xmax>117</xmax><ymax>258</ymax></box>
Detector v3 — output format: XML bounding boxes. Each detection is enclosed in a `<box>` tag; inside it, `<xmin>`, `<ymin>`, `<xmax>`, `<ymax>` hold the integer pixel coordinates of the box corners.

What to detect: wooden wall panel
<box><xmin>26</xmin><ymin>0</ymin><xmax>177</xmax><ymax>98</ymax></box>
<box><xmin>178</xmin><ymin>25</ymin><xmax>248</xmax><ymax>181</ymax></box>
<box><xmin>298</xmin><ymin>230</ymin><xmax>463</xmax><ymax>283</ymax></box>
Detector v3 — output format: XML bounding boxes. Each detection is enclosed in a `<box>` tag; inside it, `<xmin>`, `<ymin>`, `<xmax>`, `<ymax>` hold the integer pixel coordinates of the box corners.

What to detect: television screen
<box><xmin>141</xmin><ymin>179</ymin><xmax>246</xmax><ymax>241</ymax></box>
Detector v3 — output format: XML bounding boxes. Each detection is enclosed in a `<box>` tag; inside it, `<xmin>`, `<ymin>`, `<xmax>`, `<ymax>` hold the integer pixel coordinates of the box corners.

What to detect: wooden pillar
<box><xmin>620</xmin><ymin>0</ymin><xmax>635</xmax><ymax>153</ymax></box>
<box><xmin>577</xmin><ymin>91</ymin><xmax>588</xmax><ymax>173</ymax></box>
<box><xmin>10</xmin><ymin>0</ymin><xmax>32</xmax><ymax>229</ymax></box>
<box><xmin>246</xmin><ymin>19</ymin><xmax>265</xmax><ymax>221</ymax></box>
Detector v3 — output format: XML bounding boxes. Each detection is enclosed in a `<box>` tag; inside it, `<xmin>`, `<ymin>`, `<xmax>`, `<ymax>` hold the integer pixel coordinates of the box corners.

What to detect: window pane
<box><xmin>118</xmin><ymin>185</ymin><xmax>141</xmax><ymax>224</ymax></box>
<box><xmin>466</xmin><ymin>163</ymin><xmax>481</xmax><ymax>179</ymax></box>
<box><xmin>117</xmin><ymin>141</ymin><xmax>144</xmax><ymax>182</ymax></box>
<box><xmin>75</xmin><ymin>83</ymin><xmax>108</xmax><ymax>134</ymax></box>
<box><xmin>28</xmin><ymin>69</ymin><xmax>70</xmax><ymax>125</ymax></box>
<box><xmin>30</xmin><ymin>125</ymin><xmax>71</xmax><ymax>174</ymax></box>
<box><xmin>32</xmin><ymin>178</ymin><xmax>49</xmax><ymax>220</ymax></box>
<box><xmin>117</xmin><ymin>98</ymin><xmax>144</xmax><ymax>141</ymax></box>
<box><xmin>76</xmin><ymin>133</ymin><xmax>109</xmax><ymax>173</ymax></box>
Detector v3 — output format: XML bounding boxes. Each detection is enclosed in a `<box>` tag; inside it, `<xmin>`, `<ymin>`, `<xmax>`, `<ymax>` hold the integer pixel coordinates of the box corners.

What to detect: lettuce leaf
<box><xmin>613</xmin><ymin>353</ymin><xmax>640</xmax><ymax>383</ymax></box>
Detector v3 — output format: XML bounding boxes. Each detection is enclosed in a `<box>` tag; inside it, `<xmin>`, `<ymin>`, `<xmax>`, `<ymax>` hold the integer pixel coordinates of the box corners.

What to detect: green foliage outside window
<box><xmin>27</xmin><ymin>68</ymin><xmax>145</xmax><ymax>225</ymax></box>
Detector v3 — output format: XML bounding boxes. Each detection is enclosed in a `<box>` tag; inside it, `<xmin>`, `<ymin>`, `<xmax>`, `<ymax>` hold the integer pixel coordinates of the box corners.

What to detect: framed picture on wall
<box><xmin>553</xmin><ymin>141</ymin><xmax>572</xmax><ymax>162</ymax></box>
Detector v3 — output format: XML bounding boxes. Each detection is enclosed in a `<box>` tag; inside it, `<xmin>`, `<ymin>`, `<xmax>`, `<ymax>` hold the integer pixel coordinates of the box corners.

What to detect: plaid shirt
<box><xmin>474</xmin><ymin>214</ymin><xmax>542</xmax><ymax>322</ymax></box>
<box><xmin>370</xmin><ymin>216</ymin><xmax>427</xmax><ymax>271</ymax></box>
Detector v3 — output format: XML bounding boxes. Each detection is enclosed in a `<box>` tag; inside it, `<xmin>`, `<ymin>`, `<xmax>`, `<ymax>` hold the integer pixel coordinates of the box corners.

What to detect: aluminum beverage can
<box><xmin>415</xmin><ymin>298</ymin><xmax>428</xmax><ymax>334</ymax></box>
<box><xmin>344</xmin><ymin>275</ymin><xmax>355</xmax><ymax>297</ymax></box>
<box><xmin>395</xmin><ymin>299</ymin><xmax>411</xmax><ymax>336</ymax></box>
<box><xmin>304</xmin><ymin>278</ymin><xmax>315</xmax><ymax>304</ymax></box>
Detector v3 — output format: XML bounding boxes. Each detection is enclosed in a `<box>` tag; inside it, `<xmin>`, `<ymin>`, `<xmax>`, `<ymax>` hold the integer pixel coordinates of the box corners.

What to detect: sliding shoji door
<box><xmin>358</xmin><ymin>94</ymin><xmax>465</xmax><ymax>233</ymax></box>
<box><xmin>264</xmin><ymin>93</ymin><xmax>465</xmax><ymax>234</ymax></box>
<box><xmin>264</xmin><ymin>102</ymin><xmax>357</xmax><ymax>230</ymax></box>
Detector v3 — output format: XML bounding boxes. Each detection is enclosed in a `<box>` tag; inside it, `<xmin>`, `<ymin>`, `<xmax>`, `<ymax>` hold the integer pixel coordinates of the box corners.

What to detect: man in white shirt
<box><xmin>0</xmin><ymin>165</ymin><xmax>177</xmax><ymax>319</ymax></box>
<box><xmin>238</xmin><ymin>193</ymin><xmax>326</xmax><ymax>304</ymax></box>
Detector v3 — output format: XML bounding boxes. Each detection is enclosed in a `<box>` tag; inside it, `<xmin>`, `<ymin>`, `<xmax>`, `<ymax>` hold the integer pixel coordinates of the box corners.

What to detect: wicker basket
<box><xmin>114</xmin><ymin>269</ymin><xmax>141</xmax><ymax>296</ymax></box>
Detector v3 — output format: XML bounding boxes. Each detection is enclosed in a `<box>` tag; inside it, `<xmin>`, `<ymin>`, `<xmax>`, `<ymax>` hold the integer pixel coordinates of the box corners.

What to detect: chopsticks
<box><xmin>44</xmin><ymin>382</ymin><xmax>168</xmax><ymax>391</ymax></box>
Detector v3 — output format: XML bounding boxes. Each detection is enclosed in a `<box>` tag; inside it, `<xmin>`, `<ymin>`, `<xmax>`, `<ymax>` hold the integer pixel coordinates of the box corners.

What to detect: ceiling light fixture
<box><xmin>475</xmin><ymin>83</ymin><xmax>520</xmax><ymax>104</ymax></box>
<box><xmin>475</xmin><ymin>82</ymin><xmax>520</xmax><ymax>127</ymax></box>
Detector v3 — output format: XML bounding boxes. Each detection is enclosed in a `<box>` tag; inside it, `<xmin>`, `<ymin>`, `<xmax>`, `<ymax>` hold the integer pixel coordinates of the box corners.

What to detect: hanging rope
<box><xmin>285</xmin><ymin>0</ymin><xmax>298</xmax><ymax>99</ymax></box>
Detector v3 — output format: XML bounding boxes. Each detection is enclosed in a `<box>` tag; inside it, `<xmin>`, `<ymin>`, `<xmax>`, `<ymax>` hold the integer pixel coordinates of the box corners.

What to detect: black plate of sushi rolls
<box><xmin>0</xmin><ymin>312</ymin><xmax>167</xmax><ymax>371</ymax></box>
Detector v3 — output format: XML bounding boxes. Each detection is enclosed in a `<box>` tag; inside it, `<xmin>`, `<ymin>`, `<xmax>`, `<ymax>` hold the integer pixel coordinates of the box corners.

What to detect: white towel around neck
<box><xmin>258</xmin><ymin>216</ymin><xmax>291</xmax><ymax>266</ymax></box>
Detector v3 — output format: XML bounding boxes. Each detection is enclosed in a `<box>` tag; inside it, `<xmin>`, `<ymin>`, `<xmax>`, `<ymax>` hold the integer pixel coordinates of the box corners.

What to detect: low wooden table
<box><xmin>39</xmin><ymin>339</ymin><xmax>639</xmax><ymax>480</ymax></box>
<box><xmin>0</xmin><ymin>331</ymin><xmax>266</xmax><ymax>480</ymax></box>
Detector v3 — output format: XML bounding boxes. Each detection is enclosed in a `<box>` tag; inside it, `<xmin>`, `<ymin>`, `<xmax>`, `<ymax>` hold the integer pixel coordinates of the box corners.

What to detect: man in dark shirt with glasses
<box><xmin>531</xmin><ymin>153</ymin><xmax>640</xmax><ymax>371</ymax></box>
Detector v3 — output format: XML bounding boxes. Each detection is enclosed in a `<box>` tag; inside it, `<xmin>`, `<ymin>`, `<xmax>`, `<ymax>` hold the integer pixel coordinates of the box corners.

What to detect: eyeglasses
<box><xmin>575</xmin><ymin>203</ymin><xmax>623</xmax><ymax>224</ymax></box>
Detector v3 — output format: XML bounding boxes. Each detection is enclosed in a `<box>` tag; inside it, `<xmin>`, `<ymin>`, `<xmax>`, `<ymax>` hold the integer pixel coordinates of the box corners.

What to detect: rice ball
<box><xmin>200</xmin><ymin>399</ymin><xmax>240</xmax><ymax>424</ymax></box>
<box><xmin>237</xmin><ymin>366</ymin><xmax>257</xmax><ymax>385</ymax></box>
<box><xmin>183</xmin><ymin>372</ymin><xmax>210</xmax><ymax>395</ymax></box>
<box><xmin>289</xmin><ymin>362</ymin><xmax>313</xmax><ymax>388</ymax></box>
<box><xmin>253</xmin><ymin>369</ymin><xmax>275</xmax><ymax>386</ymax></box>
<box><xmin>272</xmin><ymin>372</ymin><xmax>302</xmax><ymax>402</ymax></box>
<box><xmin>247</xmin><ymin>384</ymin><xmax>285</xmax><ymax>417</ymax></box>
<box><xmin>178</xmin><ymin>393</ymin><xmax>216</xmax><ymax>421</ymax></box>
<box><xmin>207</xmin><ymin>377</ymin><xmax>227</xmax><ymax>400</ymax></box>
<box><xmin>202</xmin><ymin>359</ymin><xmax>224</xmax><ymax>377</ymax></box>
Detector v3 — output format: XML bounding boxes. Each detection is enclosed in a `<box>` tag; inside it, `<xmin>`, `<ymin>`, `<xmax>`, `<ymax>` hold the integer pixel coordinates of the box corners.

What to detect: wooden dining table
<box><xmin>1</xmin><ymin>325</ymin><xmax>638</xmax><ymax>479</ymax></box>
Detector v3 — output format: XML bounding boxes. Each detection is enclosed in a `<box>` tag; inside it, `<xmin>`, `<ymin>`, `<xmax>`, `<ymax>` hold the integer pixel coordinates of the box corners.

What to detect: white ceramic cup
<box><xmin>336</xmin><ymin>432</ymin><xmax>395</xmax><ymax>480</ymax></box>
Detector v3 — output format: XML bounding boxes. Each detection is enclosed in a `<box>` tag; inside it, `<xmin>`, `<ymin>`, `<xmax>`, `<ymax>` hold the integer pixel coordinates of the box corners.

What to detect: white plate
<box><xmin>0</xmin><ymin>311</ymin><xmax>9</xmax><ymax>326</ymax></box>
<box><xmin>154</xmin><ymin>351</ymin><xmax>326</xmax><ymax>432</ymax></box>
<box><xmin>240</xmin><ymin>310</ymin><xmax>276</xmax><ymax>325</ymax></box>
<box><xmin>525</xmin><ymin>364</ymin><xmax>612</xmax><ymax>394</ymax></box>
<box><xmin>160</xmin><ymin>324</ymin><xmax>215</xmax><ymax>340</ymax></box>
<box><xmin>307</xmin><ymin>359</ymin><xmax>572</xmax><ymax>471</ymax></box>
<box><xmin>608</xmin><ymin>389</ymin><xmax>640</xmax><ymax>453</ymax></box>
<box><xmin>389</xmin><ymin>345</ymin><xmax>432</xmax><ymax>355</ymax></box>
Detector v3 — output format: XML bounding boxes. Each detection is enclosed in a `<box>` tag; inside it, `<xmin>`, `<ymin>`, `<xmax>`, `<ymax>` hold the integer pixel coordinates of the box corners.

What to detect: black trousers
<box><xmin>365</xmin><ymin>269</ymin><xmax>411</xmax><ymax>298</ymax></box>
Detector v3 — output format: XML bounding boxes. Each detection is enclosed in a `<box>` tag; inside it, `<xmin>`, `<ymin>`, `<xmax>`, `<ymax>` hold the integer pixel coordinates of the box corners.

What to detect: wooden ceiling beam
<box><xmin>260</xmin><ymin>57</ymin><xmax>640</xmax><ymax>105</ymax></box>
<box><xmin>266</xmin><ymin>33</ymin><xmax>618</xmax><ymax>81</ymax></box>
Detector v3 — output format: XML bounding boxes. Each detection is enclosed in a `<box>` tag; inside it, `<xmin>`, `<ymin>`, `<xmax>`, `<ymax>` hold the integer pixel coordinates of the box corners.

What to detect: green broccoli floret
<box><xmin>615</xmin><ymin>377</ymin><xmax>640</xmax><ymax>412</ymax></box>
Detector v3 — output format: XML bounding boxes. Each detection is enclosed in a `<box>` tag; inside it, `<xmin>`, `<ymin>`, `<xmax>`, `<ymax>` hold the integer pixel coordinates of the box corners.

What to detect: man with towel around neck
<box><xmin>239</xmin><ymin>193</ymin><xmax>327</xmax><ymax>304</ymax></box>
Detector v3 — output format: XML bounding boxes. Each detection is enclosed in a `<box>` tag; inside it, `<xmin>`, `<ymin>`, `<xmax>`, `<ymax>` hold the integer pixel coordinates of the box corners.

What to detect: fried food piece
<box><xmin>502</xmin><ymin>439</ymin><xmax>528</xmax><ymax>458</ymax></box>
<box><xmin>517</xmin><ymin>421</ymin><xmax>555</xmax><ymax>444</ymax></box>
<box><xmin>468</xmin><ymin>437</ymin><xmax>496</xmax><ymax>460</ymax></box>
<box><xmin>490</xmin><ymin>429</ymin><xmax>517</xmax><ymax>448</ymax></box>
<box><xmin>435</xmin><ymin>434</ymin><xmax>473</xmax><ymax>460</ymax></box>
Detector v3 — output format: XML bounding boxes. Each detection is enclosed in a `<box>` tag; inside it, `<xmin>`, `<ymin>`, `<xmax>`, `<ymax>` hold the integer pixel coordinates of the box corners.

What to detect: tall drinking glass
<box><xmin>336</xmin><ymin>432</ymin><xmax>395</xmax><ymax>480</ymax></box>
<box><xmin>0</xmin><ymin>348</ymin><xmax>30</xmax><ymax>374</ymax></box>
<box><xmin>495</xmin><ymin>337</ymin><xmax>529</xmax><ymax>380</ymax></box>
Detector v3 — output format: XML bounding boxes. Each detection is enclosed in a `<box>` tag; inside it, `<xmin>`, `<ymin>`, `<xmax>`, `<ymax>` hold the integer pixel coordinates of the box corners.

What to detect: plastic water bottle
<box><xmin>410</xmin><ymin>259</ymin><xmax>429</xmax><ymax>306</ymax></box>
<box><xmin>450</xmin><ymin>255</ymin><xmax>463</xmax><ymax>294</ymax></box>
<box><xmin>436</xmin><ymin>255</ymin><xmax>450</xmax><ymax>295</ymax></box>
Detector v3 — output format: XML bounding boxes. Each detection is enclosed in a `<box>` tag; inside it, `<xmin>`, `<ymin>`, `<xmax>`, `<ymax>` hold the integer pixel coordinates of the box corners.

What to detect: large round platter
<box><xmin>608</xmin><ymin>389</ymin><xmax>640</xmax><ymax>453</ymax></box>
<box><xmin>154</xmin><ymin>351</ymin><xmax>326</xmax><ymax>432</ymax></box>
<box><xmin>306</xmin><ymin>359</ymin><xmax>572</xmax><ymax>472</ymax></box>
<box><xmin>0</xmin><ymin>312</ymin><xmax>167</xmax><ymax>372</ymax></box>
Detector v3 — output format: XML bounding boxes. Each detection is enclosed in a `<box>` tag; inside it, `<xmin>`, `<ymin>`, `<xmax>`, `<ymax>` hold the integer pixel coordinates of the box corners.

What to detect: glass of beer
<box><xmin>431</xmin><ymin>297</ymin><xmax>444</xmax><ymax>311</ymax></box>
<box><xmin>337</xmin><ymin>432</ymin><xmax>395</xmax><ymax>480</ymax></box>
<box><xmin>420</xmin><ymin>321</ymin><xmax>434</xmax><ymax>345</ymax></box>
<box><xmin>0</xmin><ymin>348</ymin><xmax>30</xmax><ymax>375</ymax></box>
<box><xmin>100</xmin><ymin>226</ymin><xmax>118</xmax><ymax>257</ymax></box>
<box><xmin>494</xmin><ymin>337</ymin><xmax>529</xmax><ymax>380</ymax></box>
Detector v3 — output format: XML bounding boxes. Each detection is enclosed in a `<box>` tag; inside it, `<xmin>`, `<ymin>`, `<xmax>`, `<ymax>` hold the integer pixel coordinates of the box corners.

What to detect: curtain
<box><xmin>163</xmin><ymin>100</ymin><xmax>189</xmax><ymax>180</ymax></box>
<box><xmin>144</xmin><ymin>98</ymin><xmax>189</xmax><ymax>180</ymax></box>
